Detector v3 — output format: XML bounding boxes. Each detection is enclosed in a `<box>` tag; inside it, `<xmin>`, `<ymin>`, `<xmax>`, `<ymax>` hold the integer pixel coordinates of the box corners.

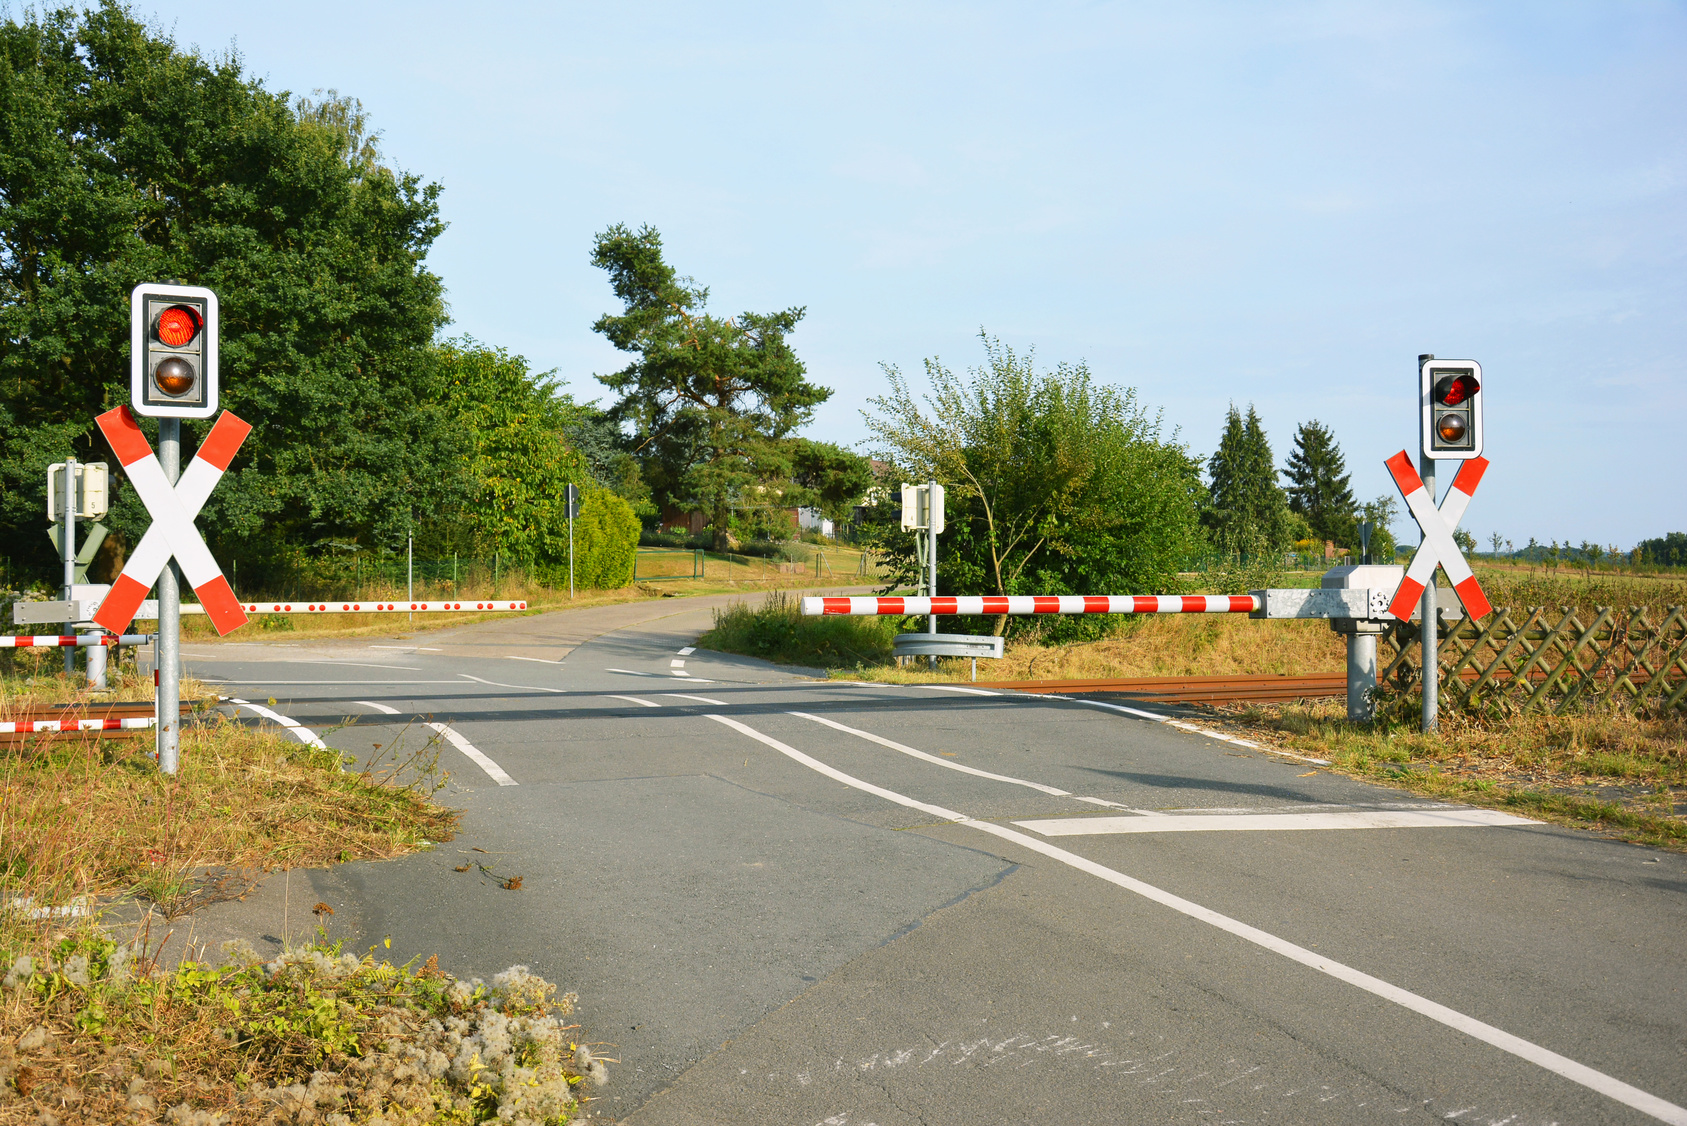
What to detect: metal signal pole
<box><xmin>157</xmin><ymin>419</ymin><xmax>181</xmax><ymax>773</ymax></box>
<box><xmin>1418</xmin><ymin>354</ymin><xmax>1437</xmax><ymax>733</ymax></box>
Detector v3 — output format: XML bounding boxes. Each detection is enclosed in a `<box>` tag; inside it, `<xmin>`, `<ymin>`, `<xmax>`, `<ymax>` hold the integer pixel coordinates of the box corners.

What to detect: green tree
<box><xmin>1359</xmin><ymin>494</ymin><xmax>1399</xmax><ymax>563</ymax></box>
<box><xmin>590</xmin><ymin>224</ymin><xmax>829</xmax><ymax>550</ymax></box>
<box><xmin>0</xmin><ymin>3</ymin><xmax>453</xmax><ymax>587</ymax></box>
<box><xmin>434</xmin><ymin>339</ymin><xmax>587</xmax><ymax>571</ymax></box>
<box><xmin>1205</xmin><ymin>404</ymin><xmax>1293</xmax><ymax>556</ymax></box>
<box><xmin>573</xmin><ymin>489</ymin><xmax>640</xmax><ymax>588</ymax></box>
<box><xmin>1283</xmin><ymin>420</ymin><xmax>1356</xmax><ymax>544</ymax></box>
<box><xmin>790</xmin><ymin>438</ymin><xmax>873</xmax><ymax>523</ymax></box>
<box><xmin>864</xmin><ymin>334</ymin><xmax>1204</xmax><ymax>637</ymax></box>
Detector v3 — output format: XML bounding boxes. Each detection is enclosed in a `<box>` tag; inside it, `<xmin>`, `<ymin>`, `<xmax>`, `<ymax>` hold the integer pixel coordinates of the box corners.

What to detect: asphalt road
<box><xmin>172</xmin><ymin>592</ymin><xmax>1687</xmax><ymax>1125</ymax></box>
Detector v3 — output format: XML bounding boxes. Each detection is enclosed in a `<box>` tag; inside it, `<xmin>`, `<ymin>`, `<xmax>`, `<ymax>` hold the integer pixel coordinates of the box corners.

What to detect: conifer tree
<box><xmin>1205</xmin><ymin>404</ymin><xmax>1293</xmax><ymax>556</ymax></box>
<box><xmin>1284</xmin><ymin>420</ymin><xmax>1356</xmax><ymax>544</ymax></box>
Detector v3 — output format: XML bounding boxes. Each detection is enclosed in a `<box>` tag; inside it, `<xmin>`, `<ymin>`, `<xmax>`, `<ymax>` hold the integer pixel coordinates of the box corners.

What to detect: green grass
<box><xmin>698</xmin><ymin>592</ymin><xmax>898</xmax><ymax>668</ymax></box>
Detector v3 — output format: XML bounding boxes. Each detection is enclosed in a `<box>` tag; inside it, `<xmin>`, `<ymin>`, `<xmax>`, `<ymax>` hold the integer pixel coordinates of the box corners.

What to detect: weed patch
<box><xmin>700</xmin><ymin>592</ymin><xmax>898</xmax><ymax>668</ymax></box>
<box><xmin>0</xmin><ymin>928</ymin><xmax>601</xmax><ymax>1124</ymax></box>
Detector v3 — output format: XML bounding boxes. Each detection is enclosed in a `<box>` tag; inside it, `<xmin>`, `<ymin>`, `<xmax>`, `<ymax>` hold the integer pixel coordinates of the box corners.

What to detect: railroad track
<box><xmin>977</xmin><ymin>672</ymin><xmax>1347</xmax><ymax>704</ymax></box>
<box><xmin>976</xmin><ymin>668</ymin><xmax>1683</xmax><ymax>705</ymax></box>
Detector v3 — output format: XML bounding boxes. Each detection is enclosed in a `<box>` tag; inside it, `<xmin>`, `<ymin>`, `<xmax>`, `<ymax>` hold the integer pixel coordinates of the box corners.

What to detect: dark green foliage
<box><xmin>790</xmin><ymin>438</ymin><xmax>873</xmax><ymax>522</ymax></box>
<box><xmin>591</xmin><ymin>224</ymin><xmax>831</xmax><ymax>550</ymax></box>
<box><xmin>1204</xmin><ymin>403</ymin><xmax>1293</xmax><ymax>556</ymax></box>
<box><xmin>1636</xmin><ymin>532</ymin><xmax>1687</xmax><ymax>568</ymax></box>
<box><xmin>0</xmin><ymin>3</ymin><xmax>454</xmax><ymax>584</ymax></box>
<box><xmin>864</xmin><ymin>334</ymin><xmax>1206</xmax><ymax>640</ymax></box>
<box><xmin>1283</xmin><ymin>419</ymin><xmax>1356</xmax><ymax>544</ymax></box>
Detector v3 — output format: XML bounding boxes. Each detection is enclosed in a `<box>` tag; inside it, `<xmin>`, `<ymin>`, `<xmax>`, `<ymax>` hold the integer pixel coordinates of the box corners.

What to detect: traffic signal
<box><xmin>1420</xmin><ymin>357</ymin><xmax>1482</xmax><ymax>460</ymax></box>
<box><xmin>130</xmin><ymin>283</ymin><xmax>219</xmax><ymax>418</ymax></box>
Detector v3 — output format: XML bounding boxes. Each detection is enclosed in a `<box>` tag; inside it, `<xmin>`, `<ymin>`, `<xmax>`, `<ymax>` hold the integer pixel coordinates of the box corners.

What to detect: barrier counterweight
<box><xmin>802</xmin><ymin>595</ymin><xmax>1260</xmax><ymax>616</ymax></box>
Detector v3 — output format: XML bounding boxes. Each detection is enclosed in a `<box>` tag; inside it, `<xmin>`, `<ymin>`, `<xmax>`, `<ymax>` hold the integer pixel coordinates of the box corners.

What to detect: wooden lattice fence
<box><xmin>1379</xmin><ymin>606</ymin><xmax>1687</xmax><ymax>715</ymax></box>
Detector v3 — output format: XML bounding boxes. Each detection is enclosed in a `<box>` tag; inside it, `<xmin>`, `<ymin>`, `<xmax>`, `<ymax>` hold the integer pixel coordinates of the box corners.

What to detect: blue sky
<box><xmin>145</xmin><ymin>1</ymin><xmax>1683</xmax><ymax>549</ymax></box>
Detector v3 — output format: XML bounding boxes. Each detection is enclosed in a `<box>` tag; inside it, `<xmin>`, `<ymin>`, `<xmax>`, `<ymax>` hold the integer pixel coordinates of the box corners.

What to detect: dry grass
<box><xmin>823</xmin><ymin>615</ymin><xmax>1348</xmax><ymax>684</ymax></box>
<box><xmin>1202</xmin><ymin>697</ymin><xmax>1687</xmax><ymax>850</ymax></box>
<box><xmin>0</xmin><ymin>716</ymin><xmax>458</xmax><ymax>915</ymax></box>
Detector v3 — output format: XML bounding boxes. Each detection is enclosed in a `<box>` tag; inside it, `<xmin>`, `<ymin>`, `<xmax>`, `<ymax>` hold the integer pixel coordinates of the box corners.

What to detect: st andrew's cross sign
<box><xmin>92</xmin><ymin>406</ymin><xmax>251</xmax><ymax>637</ymax></box>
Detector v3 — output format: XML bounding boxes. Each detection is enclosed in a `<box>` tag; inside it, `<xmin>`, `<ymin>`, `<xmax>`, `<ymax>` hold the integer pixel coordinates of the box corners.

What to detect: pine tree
<box><xmin>1283</xmin><ymin>420</ymin><xmax>1356</xmax><ymax>544</ymax></box>
<box><xmin>1205</xmin><ymin>404</ymin><xmax>1293</xmax><ymax>556</ymax></box>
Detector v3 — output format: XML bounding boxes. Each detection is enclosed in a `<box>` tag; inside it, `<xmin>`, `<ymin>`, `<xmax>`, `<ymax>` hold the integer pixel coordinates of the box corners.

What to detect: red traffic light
<box><xmin>1433</xmin><ymin>373</ymin><xmax>1480</xmax><ymax>406</ymax></box>
<box><xmin>155</xmin><ymin>304</ymin><xmax>204</xmax><ymax>348</ymax></box>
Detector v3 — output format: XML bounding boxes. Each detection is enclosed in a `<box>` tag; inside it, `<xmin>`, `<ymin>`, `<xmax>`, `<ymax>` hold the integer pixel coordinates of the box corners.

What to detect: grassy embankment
<box><xmin>698</xmin><ymin>571</ymin><xmax>1687</xmax><ymax>851</ymax></box>
<box><xmin>0</xmin><ymin>651</ymin><xmax>603</xmax><ymax>1123</ymax></box>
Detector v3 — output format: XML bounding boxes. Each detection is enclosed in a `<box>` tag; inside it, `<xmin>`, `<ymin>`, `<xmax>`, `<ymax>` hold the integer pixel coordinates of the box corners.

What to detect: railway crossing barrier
<box><xmin>803</xmin><ymin>580</ymin><xmax>1458</xmax><ymax>721</ymax></box>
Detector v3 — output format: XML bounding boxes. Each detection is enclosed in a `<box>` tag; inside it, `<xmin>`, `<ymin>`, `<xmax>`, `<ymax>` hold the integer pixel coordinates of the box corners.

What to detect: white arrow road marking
<box><xmin>703</xmin><ymin>713</ymin><xmax>1687</xmax><ymax>1126</ymax></box>
<box><xmin>227</xmin><ymin>699</ymin><xmax>326</xmax><ymax>749</ymax></box>
<box><xmin>1015</xmin><ymin>809</ymin><xmax>1538</xmax><ymax>835</ymax></box>
<box><xmin>423</xmin><ymin>722</ymin><xmax>516</xmax><ymax>786</ymax></box>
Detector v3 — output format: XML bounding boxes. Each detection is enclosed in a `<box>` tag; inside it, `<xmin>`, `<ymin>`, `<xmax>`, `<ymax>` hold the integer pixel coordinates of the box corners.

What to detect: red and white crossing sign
<box><xmin>92</xmin><ymin>406</ymin><xmax>251</xmax><ymax>636</ymax></box>
<box><xmin>1384</xmin><ymin>451</ymin><xmax>1492</xmax><ymax>622</ymax></box>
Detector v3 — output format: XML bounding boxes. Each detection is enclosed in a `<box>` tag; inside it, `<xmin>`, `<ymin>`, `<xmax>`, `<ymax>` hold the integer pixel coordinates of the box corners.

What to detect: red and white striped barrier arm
<box><xmin>239</xmin><ymin>601</ymin><xmax>528</xmax><ymax>614</ymax></box>
<box><xmin>94</xmin><ymin>407</ymin><xmax>252</xmax><ymax>637</ymax></box>
<box><xmin>0</xmin><ymin>634</ymin><xmax>152</xmax><ymax>649</ymax></box>
<box><xmin>1384</xmin><ymin>451</ymin><xmax>1492</xmax><ymax>621</ymax></box>
<box><xmin>802</xmin><ymin>595</ymin><xmax>1260</xmax><ymax>616</ymax></box>
<box><xmin>0</xmin><ymin>717</ymin><xmax>156</xmax><ymax>734</ymax></box>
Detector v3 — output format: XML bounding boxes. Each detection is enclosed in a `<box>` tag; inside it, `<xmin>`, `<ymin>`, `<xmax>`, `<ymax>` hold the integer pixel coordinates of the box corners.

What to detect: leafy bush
<box><xmin>574</xmin><ymin>490</ymin><xmax>641</xmax><ymax>589</ymax></box>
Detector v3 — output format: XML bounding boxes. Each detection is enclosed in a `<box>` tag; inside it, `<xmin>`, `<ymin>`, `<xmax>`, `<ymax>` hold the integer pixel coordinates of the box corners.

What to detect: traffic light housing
<box><xmin>1420</xmin><ymin>357</ymin><xmax>1482</xmax><ymax>460</ymax></box>
<box><xmin>131</xmin><ymin>283</ymin><xmax>218</xmax><ymax>418</ymax></box>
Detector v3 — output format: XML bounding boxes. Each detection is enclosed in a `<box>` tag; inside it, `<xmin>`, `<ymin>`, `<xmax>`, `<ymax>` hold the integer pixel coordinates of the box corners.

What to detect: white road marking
<box><xmin>227</xmin><ymin>699</ymin><xmax>327</xmax><ymax>749</ymax></box>
<box><xmin>508</xmin><ymin>655</ymin><xmax>564</xmax><ymax>664</ymax></box>
<box><xmin>914</xmin><ymin>684</ymin><xmax>1000</xmax><ymax>696</ymax></box>
<box><xmin>664</xmin><ymin>693</ymin><xmax>729</xmax><ymax>705</ymax></box>
<box><xmin>678</xmin><ymin>646</ymin><xmax>696</xmax><ymax>655</ymax></box>
<box><xmin>671</xmin><ymin>659</ymin><xmax>685</xmax><ymax>667</ymax></box>
<box><xmin>213</xmin><ymin>680</ymin><xmax>463</xmax><ymax>685</ymax></box>
<box><xmin>605</xmin><ymin>667</ymin><xmax>715</xmax><ymax>682</ymax></box>
<box><xmin>790</xmin><ymin>711</ymin><xmax>1073</xmax><ymax>797</ymax></box>
<box><xmin>458</xmin><ymin>674</ymin><xmax>563</xmax><ymax>693</ymax></box>
<box><xmin>605</xmin><ymin>695</ymin><xmax>661</xmax><ymax>708</ymax></box>
<box><xmin>418</xmin><ymin>647</ymin><xmax>441</xmax><ymax>651</ymax></box>
<box><xmin>351</xmin><ymin>700</ymin><xmax>400</xmax><ymax>714</ymax></box>
<box><xmin>1015</xmin><ymin>809</ymin><xmax>1539</xmax><ymax>835</ymax></box>
<box><xmin>704</xmin><ymin>713</ymin><xmax>1687</xmax><ymax>1126</ymax></box>
<box><xmin>369</xmin><ymin>645</ymin><xmax>414</xmax><ymax>650</ymax></box>
<box><xmin>281</xmin><ymin>659</ymin><xmax>422</xmax><ymax>671</ymax></box>
<box><xmin>423</xmin><ymin>722</ymin><xmax>517</xmax><ymax>786</ymax></box>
